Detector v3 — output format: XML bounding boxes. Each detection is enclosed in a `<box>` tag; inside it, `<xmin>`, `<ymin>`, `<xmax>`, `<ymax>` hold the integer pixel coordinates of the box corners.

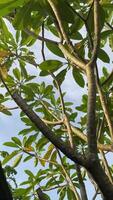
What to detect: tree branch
<box><xmin>71</xmin><ymin>125</ymin><xmax>113</xmax><ymax>152</ymax></box>
<box><xmin>95</xmin><ymin>67</ymin><xmax>113</xmax><ymax>141</ymax></box>
<box><xmin>86</xmin><ymin>64</ymin><xmax>97</xmax><ymax>155</ymax></box>
<box><xmin>90</xmin><ymin>0</ymin><xmax>100</xmax><ymax>63</ymax></box>
<box><xmin>24</xmin><ymin>29</ymin><xmax>58</xmax><ymax>45</ymax></box>
<box><xmin>11</xmin><ymin>91</ymin><xmax>85</xmax><ymax>166</ymax></box>
<box><xmin>47</xmin><ymin>0</ymin><xmax>77</xmax><ymax>57</ymax></box>
<box><xmin>59</xmin><ymin>44</ymin><xmax>85</xmax><ymax>71</ymax></box>
<box><xmin>100</xmin><ymin>150</ymin><xmax>113</xmax><ymax>184</ymax></box>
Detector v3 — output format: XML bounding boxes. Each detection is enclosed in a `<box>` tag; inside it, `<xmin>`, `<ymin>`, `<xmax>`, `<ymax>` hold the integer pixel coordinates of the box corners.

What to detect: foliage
<box><xmin>0</xmin><ymin>0</ymin><xmax>113</xmax><ymax>200</ymax></box>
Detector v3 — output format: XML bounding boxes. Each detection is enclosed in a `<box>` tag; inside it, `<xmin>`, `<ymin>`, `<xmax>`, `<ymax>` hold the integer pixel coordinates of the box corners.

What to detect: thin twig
<box><xmin>24</xmin><ymin>29</ymin><xmax>58</xmax><ymax>44</ymax></box>
<box><xmin>100</xmin><ymin>150</ymin><xmax>113</xmax><ymax>183</ymax></box>
<box><xmin>57</xmin><ymin>149</ymin><xmax>81</xmax><ymax>200</ymax></box>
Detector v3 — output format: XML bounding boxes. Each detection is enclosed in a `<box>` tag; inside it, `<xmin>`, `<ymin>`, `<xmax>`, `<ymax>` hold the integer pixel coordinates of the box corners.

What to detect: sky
<box><xmin>0</xmin><ymin>19</ymin><xmax>113</xmax><ymax>200</ymax></box>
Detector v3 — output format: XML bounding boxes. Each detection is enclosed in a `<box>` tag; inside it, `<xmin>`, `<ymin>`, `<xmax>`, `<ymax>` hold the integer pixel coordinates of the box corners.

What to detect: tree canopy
<box><xmin>0</xmin><ymin>0</ymin><xmax>113</xmax><ymax>200</ymax></box>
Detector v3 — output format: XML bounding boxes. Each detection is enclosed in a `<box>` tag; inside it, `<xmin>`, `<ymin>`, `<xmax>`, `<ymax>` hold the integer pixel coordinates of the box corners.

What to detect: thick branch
<box><xmin>47</xmin><ymin>0</ymin><xmax>77</xmax><ymax>56</ymax></box>
<box><xmin>87</xmin><ymin>159</ymin><xmax>113</xmax><ymax>200</ymax></box>
<box><xmin>91</xmin><ymin>0</ymin><xmax>100</xmax><ymax>62</ymax></box>
<box><xmin>11</xmin><ymin>92</ymin><xmax>85</xmax><ymax>166</ymax></box>
<box><xmin>71</xmin><ymin>126</ymin><xmax>113</xmax><ymax>152</ymax></box>
<box><xmin>86</xmin><ymin>64</ymin><xmax>97</xmax><ymax>154</ymax></box>
<box><xmin>59</xmin><ymin>44</ymin><xmax>85</xmax><ymax>71</ymax></box>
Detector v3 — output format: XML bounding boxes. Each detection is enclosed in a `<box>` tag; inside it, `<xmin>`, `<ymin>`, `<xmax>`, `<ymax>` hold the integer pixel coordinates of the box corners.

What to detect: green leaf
<box><xmin>98</xmin><ymin>49</ymin><xmax>110</xmax><ymax>63</ymax></box>
<box><xmin>1</xmin><ymin>109</ymin><xmax>12</xmax><ymax>116</ymax></box>
<box><xmin>44</xmin><ymin>85</ymin><xmax>53</xmax><ymax>96</ymax></box>
<box><xmin>101</xmin><ymin>30</ymin><xmax>113</xmax><ymax>40</ymax></box>
<box><xmin>67</xmin><ymin>188</ymin><xmax>75</xmax><ymax>200</ymax></box>
<box><xmin>53</xmin><ymin>69</ymin><xmax>67</xmax><ymax>87</ymax></box>
<box><xmin>12</xmin><ymin>154</ymin><xmax>23</xmax><ymax>168</ymax></box>
<box><xmin>14</xmin><ymin>188</ymin><xmax>28</xmax><ymax>196</ymax></box>
<box><xmin>72</xmin><ymin>68</ymin><xmax>85</xmax><ymax>88</ymax></box>
<box><xmin>13</xmin><ymin>68</ymin><xmax>21</xmax><ymax>80</ymax></box>
<box><xmin>109</xmin><ymin>34</ymin><xmax>113</xmax><ymax>50</ymax></box>
<box><xmin>39</xmin><ymin>70</ymin><xmax>49</xmax><ymax>76</ymax></box>
<box><xmin>12</xmin><ymin>137</ymin><xmax>22</xmax><ymax>146</ymax></box>
<box><xmin>13</xmin><ymin>1</ymin><xmax>32</xmax><ymax>30</ymax></box>
<box><xmin>39</xmin><ymin>60</ymin><xmax>62</xmax><ymax>71</ymax></box>
<box><xmin>102</xmin><ymin>67</ymin><xmax>109</xmax><ymax>77</ymax></box>
<box><xmin>25</xmin><ymin>170</ymin><xmax>35</xmax><ymax>178</ymax></box>
<box><xmin>2</xmin><ymin>150</ymin><xmax>19</xmax><ymax>165</ymax></box>
<box><xmin>0</xmin><ymin>18</ymin><xmax>16</xmax><ymax>45</ymax></box>
<box><xmin>0</xmin><ymin>0</ymin><xmax>28</xmax><ymax>17</ymax></box>
<box><xmin>57</xmin><ymin>0</ymin><xmax>75</xmax><ymax>23</ymax></box>
<box><xmin>3</xmin><ymin>142</ymin><xmax>19</xmax><ymax>148</ymax></box>
<box><xmin>50</xmin><ymin>150</ymin><xmax>57</xmax><ymax>163</ymax></box>
<box><xmin>24</xmin><ymin>135</ymin><xmax>37</xmax><ymax>147</ymax></box>
<box><xmin>41</xmin><ymin>144</ymin><xmax>54</xmax><ymax>166</ymax></box>
<box><xmin>46</xmin><ymin>42</ymin><xmax>64</xmax><ymax>58</ymax></box>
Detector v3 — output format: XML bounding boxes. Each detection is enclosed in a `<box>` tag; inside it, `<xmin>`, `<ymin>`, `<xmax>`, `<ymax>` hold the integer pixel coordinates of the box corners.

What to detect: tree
<box><xmin>0</xmin><ymin>0</ymin><xmax>113</xmax><ymax>199</ymax></box>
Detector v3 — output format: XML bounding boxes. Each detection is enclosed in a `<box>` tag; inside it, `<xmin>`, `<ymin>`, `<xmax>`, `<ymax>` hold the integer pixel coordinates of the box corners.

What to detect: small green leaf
<box><xmin>41</xmin><ymin>144</ymin><xmax>54</xmax><ymax>166</ymax></box>
<box><xmin>53</xmin><ymin>69</ymin><xmax>67</xmax><ymax>87</ymax></box>
<box><xmin>14</xmin><ymin>188</ymin><xmax>28</xmax><ymax>196</ymax></box>
<box><xmin>1</xmin><ymin>109</ymin><xmax>12</xmax><ymax>116</ymax></box>
<box><xmin>13</xmin><ymin>68</ymin><xmax>21</xmax><ymax>80</ymax></box>
<box><xmin>39</xmin><ymin>60</ymin><xmax>62</xmax><ymax>71</ymax></box>
<box><xmin>98</xmin><ymin>49</ymin><xmax>110</xmax><ymax>63</ymax></box>
<box><xmin>2</xmin><ymin>150</ymin><xmax>19</xmax><ymax>165</ymax></box>
<box><xmin>25</xmin><ymin>170</ymin><xmax>35</xmax><ymax>178</ymax></box>
<box><xmin>0</xmin><ymin>0</ymin><xmax>27</xmax><ymax>17</ymax></box>
<box><xmin>46</xmin><ymin>42</ymin><xmax>64</xmax><ymax>58</ymax></box>
<box><xmin>12</xmin><ymin>154</ymin><xmax>23</xmax><ymax>168</ymax></box>
<box><xmin>72</xmin><ymin>68</ymin><xmax>85</xmax><ymax>88</ymax></box>
<box><xmin>12</xmin><ymin>137</ymin><xmax>22</xmax><ymax>146</ymax></box>
<box><xmin>24</xmin><ymin>135</ymin><xmax>36</xmax><ymax>147</ymax></box>
<box><xmin>3</xmin><ymin>142</ymin><xmax>19</xmax><ymax>148</ymax></box>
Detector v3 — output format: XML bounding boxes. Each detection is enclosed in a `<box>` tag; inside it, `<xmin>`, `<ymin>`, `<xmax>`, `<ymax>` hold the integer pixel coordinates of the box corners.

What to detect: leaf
<box><xmin>57</xmin><ymin>0</ymin><xmax>75</xmax><ymax>23</ymax></box>
<box><xmin>1</xmin><ymin>109</ymin><xmax>12</xmax><ymax>116</ymax></box>
<box><xmin>53</xmin><ymin>69</ymin><xmax>67</xmax><ymax>87</ymax></box>
<box><xmin>41</xmin><ymin>144</ymin><xmax>54</xmax><ymax>166</ymax></box>
<box><xmin>13</xmin><ymin>1</ymin><xmax>32</xmax><ymax>30</ymax></box>
<box><xmin>44</xmin><ymin>85</ymin><xmax>53</xmax><ymax>96</ymax></box>
<box><xmin>19</xmin><ymin>59</ymin><xmax>28</xmax><ymax>79</ymax></box>
<box><xmin>0</xmin><ymin>18</ymin><xmax>16</xmax><ymax>46</ymax></box>
<box><xmin>67</xmin><ymin>188</ymin><xmax>75</xmax><ymax>200</ymax></box>
<box><xmin>98</xmin><ymin>49</ymin><xmax>110</xmax><ymax>63</ymax></box>
<box><xmin>101</xmin><ymin>30</ymin><xmax>113</xmax><ymax>40</ymax></box>
<box><xmin>109</xmin><ymin>34</ymin><xmax>113</xmax><ymax>51</ymax></box>
<box><xmin>72</xmin><ymin>68</ymin><xmax>85</xmax><ymax>87</ymax></box>
<box><xmin>0</xmin><ymin>0</ymin><xmax>28</xmax><ymax>17</ymax></box>
<box><xmin>12</xmin><ymin>154</ymin><xmax>23</xmax><ymax>168</ymax></box>
<box><xmin>14</xmin><ymin>188</ymin><xmax>28</xmax><ymax>196</ymax></box>
<box><xmin>13</xmin><ymin>68</ymin><xmax>21</xmax><ymax>80</ymax></box>
<box><xmin>3</xmin><ymin>142</ymin><xmax>19</xmax><ymax>148</ymax></box>
<box><xmin>24</xmin><ymin>135</ymin><xmax>37</xmax><ymax>147</ymax></box>
<box><xmin>0</xmin><ymin>66</ymin><xmax>8</xmax><ymax>79</ymax></box>
<box><xmin>50</xmin><ymin>150</ymin><xmax>57</xmax><ymax>163</ymax></box>
<box><xmin>2</xmin><ymin>150</ymin><xmax>19</xmax><ymax>165</ymax></box>
<box><xmin>46</xmin><ymin>42</ymin><xmax>64</xmax><ymax>58</ymax></box>
<box><xmin>25</xmin><ymin>170</ymin><xmax>35</xmax><ymax>179</ymax></box>
<box><xmin>39</xmin><ymin>60</ymin><xmax>62</xmax><ymax>71</ymax></box>
<box><xmin>0</xmin><ymin>50</ymin><xmax>11</xmax><ymax>58</ymax></box>
<box><xmin>12</xmin><ymin>137</ymin><xmax>22</xmax><ymax>146</ymax></box>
